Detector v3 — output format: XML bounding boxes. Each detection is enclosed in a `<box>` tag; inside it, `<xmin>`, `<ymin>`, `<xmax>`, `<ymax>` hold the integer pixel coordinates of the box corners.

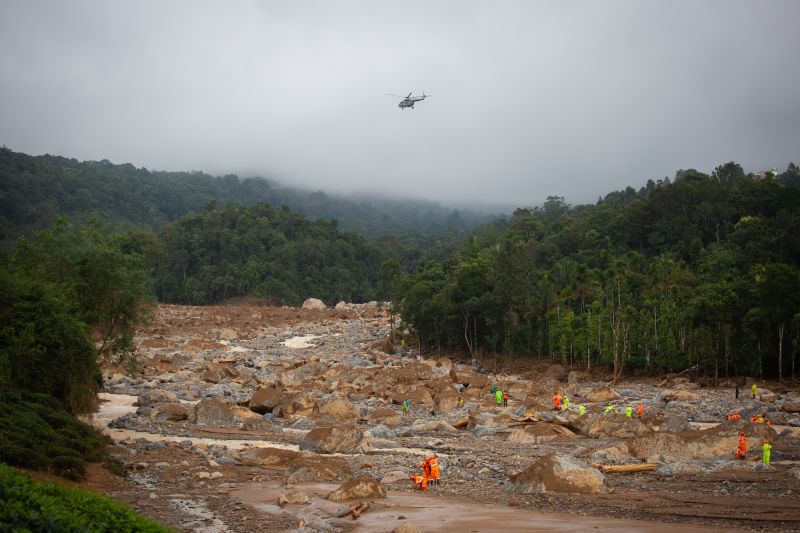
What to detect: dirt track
<box><xmin>80</xmin><ymin>303</ymin><xmax>800</xmax><ymax>532</ymax></box>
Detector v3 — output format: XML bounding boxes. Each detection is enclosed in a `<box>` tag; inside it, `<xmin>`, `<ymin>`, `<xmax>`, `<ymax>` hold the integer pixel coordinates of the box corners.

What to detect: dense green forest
<box><xmin>401</xmin><ymin>163</ymin><xmax>800</xmax><ymax>380</ymax></box>
<box><xmin>150</xmin><ymin>203</ymin><xmax>382</xmax><ymax>305</ymax></box>
<box><xmin>2</xmin><ymin>146</ymin><xmax>800</xmax><ymax>380</ymax></box>
<box><xmin>0</xmin><ymin>146</ymin><xmax>494</xmax><ymax>242</ymax></box>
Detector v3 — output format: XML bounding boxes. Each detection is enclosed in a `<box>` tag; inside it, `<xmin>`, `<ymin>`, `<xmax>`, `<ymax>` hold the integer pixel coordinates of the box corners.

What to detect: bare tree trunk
<box><xmin>778</xmin><ymin>323</ymin><xmax>784</xmax><ymax>382</ymax></box>
<box><xmin>463</xmin><ymin>312</ymin><xmax>474</xmax><ymax>358</ymax></box>
<box><xmin>653</xmin><ymin>302</ymin><xmax>658</xmax><ymax>365</ymax></box>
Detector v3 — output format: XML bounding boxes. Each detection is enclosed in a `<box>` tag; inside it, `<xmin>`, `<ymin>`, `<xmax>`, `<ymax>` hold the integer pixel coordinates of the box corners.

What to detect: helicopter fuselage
<box><xmin>399</xmin><ymin>99</ymin><xmax>415</xmax><ymax>108</ymax></box>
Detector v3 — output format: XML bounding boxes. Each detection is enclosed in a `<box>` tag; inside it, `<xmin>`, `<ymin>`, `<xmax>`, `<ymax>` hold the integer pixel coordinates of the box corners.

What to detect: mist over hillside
<box><xmin>0</xmin><ymin>147</ymin><xmax>505</xmax><ymax>242</ymax></box>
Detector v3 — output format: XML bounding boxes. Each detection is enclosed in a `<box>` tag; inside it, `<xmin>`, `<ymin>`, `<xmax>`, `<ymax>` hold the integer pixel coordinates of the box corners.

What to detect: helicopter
<box><xmin>386</xmin><ymin>91</ymin><xmax>431</xmax><ymax>109</ymax></box>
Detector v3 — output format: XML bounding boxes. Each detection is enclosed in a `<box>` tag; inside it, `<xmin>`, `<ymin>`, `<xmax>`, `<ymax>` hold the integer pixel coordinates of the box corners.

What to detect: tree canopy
<box><xmin>401</xmin><ymin>166</ymin><xmax>800</xmax><ymax>380</ymax></box>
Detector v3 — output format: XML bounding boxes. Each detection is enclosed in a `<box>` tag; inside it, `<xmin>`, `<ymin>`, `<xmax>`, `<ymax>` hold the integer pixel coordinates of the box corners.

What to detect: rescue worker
<box><xmin>457</xmin><ymin>397</ymin><xmax>464</xmax><ymax>408</ymax></box>
<box><xmin>578</xmin><ymin>404</ymin><xmax>586</xmax><ymax>415</ymax></box>
<box><xmin>495</xmin><ymin>388</ymin><xmax>503</xmax><ymax>407</ymax></box>
<box><xmin>625</xmin><ymin>405</ymin><xmax>633</xmax><ymax>417</ymax></box>
<box><xmin>502</xmin><ymin>391</ymin><xmax>509</xmax><ymax>407</ymax></box>
<box><xmin>736</xmin><ymin>431</ymin><xmax>747</xmax><ymax>460</ymax></box>
<box><xmin>636</xmin><ymin>403</ymin><xmax>644</xmax><ymax>417</ymax></box>
<box><xmin>428</xmin><ymin>454</ymin><xmax>441</xmax><ymax>485</ymax></box>
<box><xmin>419</xmin><ymin>458</ymin><xmax>432</xmax><ymax>483</ymax></box>
<box><xmin>727</xmin><ymin>412</ymin><xmax>741</xmax><ymax>421</ymax></box>
<box><xmin>410</xmin><ymin>474</ymin><xmax>428</xmax><ymax>491</ymax></box>
<box><xmin>752</xmin><ymin>383</ymin><xmax>758</xmax><ymax>399</ymax></box>
<box><xmin>553</xmin><ymin>391</ymin><xmax>562</xmax><ymax>410</ymax></box>
<box><xmin>604</xmin><ymin>403</ymin><xmax>615</xmax><ymax>414</ymax></box>
<box><xmin>402</xmin><ymin>399</ymin><xmax>410</xmax><ymax>416</ymax></box>
<box><xmin>562</xmin><ymin>396</ymin><xmax>570</xmax><ymax>410</ymax></box>
<box><xmin>491</xmin><ymin>383</ymin><xmax>498</xmax><ymax>396</ymax></box>
<box><xmin>762</xmin><ymin>440</ymin><xmax>772</xmax><ymax>466</ymax></box>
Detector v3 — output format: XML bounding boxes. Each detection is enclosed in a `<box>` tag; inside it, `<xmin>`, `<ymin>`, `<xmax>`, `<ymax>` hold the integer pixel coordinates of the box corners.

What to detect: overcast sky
<box><xmin>1</xmin><ymin>1</ymin><xmax>799</xmax><ymax>207</ymax></box>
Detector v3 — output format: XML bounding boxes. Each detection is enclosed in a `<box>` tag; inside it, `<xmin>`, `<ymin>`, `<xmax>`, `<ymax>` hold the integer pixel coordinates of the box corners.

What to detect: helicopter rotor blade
<box><xmin>407</xmin><ymin>92</ymin><xmax>412</xmax><ymax>98</ymax></box>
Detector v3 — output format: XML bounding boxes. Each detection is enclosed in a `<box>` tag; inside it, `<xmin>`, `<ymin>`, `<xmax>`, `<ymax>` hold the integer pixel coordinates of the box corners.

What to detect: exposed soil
<box><xmin>58</xmin><ymin>303</ymin><xmax>800</xmax><ymax>531</ymax></box>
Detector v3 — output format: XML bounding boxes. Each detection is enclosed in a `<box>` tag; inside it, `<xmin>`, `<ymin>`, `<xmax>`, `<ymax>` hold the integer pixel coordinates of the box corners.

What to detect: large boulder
<box><xmin>621</xmin><ymin>422</ymin><xmax>778</xmax><ymax>462</ymax></box>
<box><xmin>137</xmin><ymin>390</ymin><xmax>179</xmax><ymax>406</ymax></box>
<box><xmin>398</xmin><ymin>419</ymin><xmax>458</xmax><ymax>436</ymax></box>
<box><xmin>586</xmin><ymin>388</ymin><xmax>618</xmax><ymax>403</ymax></box>
<box><xmin>381</xmin><ymin>470</ymin><xmax>410</xmax><ymax>484</ymax></box>
<box><xmin>299</xmin><ymin>427</ymin><xmax>363</xmax><ymax>454</ymax></box>
<box><xmin>369</xmin><ymin>408</ymin><xmax>402</xmax><ymax>427</ymax></box>
<box><xmin>274</xmin><ymin>392</ymin><xmax>316</xmax><ymax>417</ymax></box>
<box><xmin>782</xmin><ymin>400</ymin><xmax>800</xmax><ymax>413</ymax></box>
<box><xmin>509</xmin><ymin>454</ymin><xmax>604</xmax><ymax>494</ymax></box>
<box><xmin>507</xmin><ymin>423</ymin><xmax>575</xmax><ymax>444</ymax></box>
<box><xmin>201</xmin><ymin>363</ymin><xmax>238</xmax><ymax>383</ymax></box>
<box><xmin>248</xmin><ymin>384</ymin><xmax>285</xmax><ymax>414</ymax></box>
<box><xmin>302</xmin><ymin>298</ymin><xmax>326</xmax><ymax>310</ymax></box>
<box><xmin>191</xmin><ymin>398</ymin><xmax>237</xmax><ymax>427</ymax></box>
<box><xmin>434</xmin><ymin>393</ymin><xmax>461</xmax><ymax>414</ymax></box>
<box><xmin>282</xmin><ymin>362</ymin><xmax>326</xmax><ymax>387</ymax></box>
<box><xmin>757</xmin><ymin>388</ymin><xmax>778</xmax><ymax>403</ymax></box>
<box><xmin>326</xmin><ymin>477</ymin><xmax>386</xmax><ymax>501</ymax></box>
<box><xmin>469</xmin><ymin>373</ymin><xmax>490</xmax><ymax>389</ymax></box>
<box><xmin>236</xmin><ymin>447</ymin><xmax>301</xmax><ymax>468</ymax></box>
<box><xmin>315</xmin><ymin>398</ymin><xmax>360</xmax><ymax>420</ymax></box>
<box><xmin>449</xmin><ymin>366</ymin><xmax>473</xmax><ymax>386</ymax></box>
<box><xmin>153</xmin><ymin>402</ymin><xmax>189</xmax><ymax>421</ymax></box>
<box><xmin>659</xmin><ymin>416</ymin><xmax>693</xmax><ymax>432</ymax></box>
<box><xmin>567</xmin><ymin>412</ymin><xmax>652</xmax><ymax>439</ymax></box>
<box><xmin>663</xmin><ymin>389</ymin><xmax>699</xmax><ymax>402</ymax></box>
<box><xmin>287</xmin><ymin>454</ymin><xmax>352</xmax><ymax>481</ymax></box>
<box><xmin>391</xmin><ymin>387</ymin><xmax>434</xmax><ymax>407</ymax></box>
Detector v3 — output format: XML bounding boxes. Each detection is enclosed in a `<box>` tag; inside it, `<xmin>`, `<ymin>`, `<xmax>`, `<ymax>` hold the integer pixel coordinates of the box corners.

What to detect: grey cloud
<box><xmin>1</xmin><ymin>0</ymin><xmax>798</xmax><ymax>206</ymax></box>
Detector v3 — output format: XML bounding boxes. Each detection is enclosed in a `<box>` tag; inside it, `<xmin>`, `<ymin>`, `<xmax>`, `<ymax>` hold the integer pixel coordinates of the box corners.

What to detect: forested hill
<box><xmin>0</xmin><ymin>147</ymin><xmax>497</xmax><ymax>241</ymax></box>
<box><xmin>402</xmin><ymin>163</ymin><xmax>800</xmax><ymax>379</ymax></box>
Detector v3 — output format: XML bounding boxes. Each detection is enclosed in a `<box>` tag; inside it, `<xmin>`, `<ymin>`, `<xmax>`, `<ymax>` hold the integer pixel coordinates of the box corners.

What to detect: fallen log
<box><xmin>596</xmin><ymin>463</ymin><xmax>660</xmax><ymax>473</ymax></box>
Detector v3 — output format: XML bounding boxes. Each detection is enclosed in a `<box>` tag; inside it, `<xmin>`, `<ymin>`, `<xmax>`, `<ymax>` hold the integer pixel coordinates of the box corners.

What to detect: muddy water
<box><xmin>232</xmin><ymin>481</ymin><xmax>725</xmax><ymax>532</ymax></box>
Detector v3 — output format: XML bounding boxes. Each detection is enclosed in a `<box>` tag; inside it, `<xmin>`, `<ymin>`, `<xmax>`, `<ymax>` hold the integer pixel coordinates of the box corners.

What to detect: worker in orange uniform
<box><xmin>727</xmin><ymin>412</ymin><xmax>741</xmax><ymax>421</ymax></box>
<box><xmin>410</xmin><ymin>474</ymin><xmax>428</xmax><ymax>491</ymax></box>
<box><xmin>636</xmin><ymin>403</ymin><xmax>644</xmax><ymax>417</ymax></box>
<box><xmin>428</xmin><ymin>454</ymin><xmax>441</xmax><ymax>486</ymax></box>
<box><xmin>419</xmin><ymin>458</ymin><xmax>432</xmax><ymax>483</ymax></box>
<box><xmin>553</xmin><ymin>391</ymin><xmax>562</xmax><ymax>410</ymax></box>
<box><xmin>736</xmin><ymin>431</ymin><xmax>747</xmax><ymax>460</ymax></box>
<box><xmin>502</xmin><ymin>391</ymin><xmax>509</xmax><ymax>407</ymax></box>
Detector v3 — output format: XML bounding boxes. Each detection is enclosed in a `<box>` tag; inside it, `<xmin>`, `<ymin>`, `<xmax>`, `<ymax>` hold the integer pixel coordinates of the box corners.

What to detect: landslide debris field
<box><xmin>90</xmin><ymin>302</ymin><xmax>800</xmax><ymax>532</ymax></box>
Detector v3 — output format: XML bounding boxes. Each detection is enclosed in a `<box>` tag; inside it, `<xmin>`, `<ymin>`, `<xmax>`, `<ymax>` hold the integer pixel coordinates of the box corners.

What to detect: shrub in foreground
<box><xmin>0</xmin><ymin>464</ymin><xmax>170</xmax><ymax>532</ymax></box>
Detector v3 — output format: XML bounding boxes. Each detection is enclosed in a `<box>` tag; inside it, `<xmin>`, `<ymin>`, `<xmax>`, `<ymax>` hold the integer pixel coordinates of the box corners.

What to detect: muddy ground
<box><xmin>74</xmin><ymin>303</ymin><xmax>800</xmax><ymax>532</ymax></box>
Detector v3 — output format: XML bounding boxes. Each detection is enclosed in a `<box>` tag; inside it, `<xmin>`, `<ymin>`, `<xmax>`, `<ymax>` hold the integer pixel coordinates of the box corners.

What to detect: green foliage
<box><xmin>0</xmin><ymin>388</ymin><xmax>110</xmax><ymax>480</ymax></box>
<box><xmin>402</xmin><ymin>167</ymin><xmax>800</xmax><ymax>379</ymax></box>
<box><xmin>0</xmin><ymin>270</ymin><xmax>97</xmax><ymax>411</ymax></box>
<box><xmin>0</xmin><ymin>464</ymin><xmax>170</xmax><ymax>532</ymax></box>
<box><xmin>152</xmin><ymin>203</ymin><xmax>382</xmax><ymax>305</ymax></box>
<box><xmin>8</xmin><ymin>219</ymin><xmax>156</xmax><ymax>364</ymax></box>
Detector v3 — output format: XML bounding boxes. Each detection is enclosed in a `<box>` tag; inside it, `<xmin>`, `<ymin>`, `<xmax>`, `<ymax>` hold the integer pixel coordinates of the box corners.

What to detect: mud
<box><xmin>77</xmin><ymin>302</ymin><xmax>800</xmax><ymax>532</ymax></box>
<box><xmin>232</xmin><ymin>481</ymin><xmax>724</xmax><ymax>532</ymax></box>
